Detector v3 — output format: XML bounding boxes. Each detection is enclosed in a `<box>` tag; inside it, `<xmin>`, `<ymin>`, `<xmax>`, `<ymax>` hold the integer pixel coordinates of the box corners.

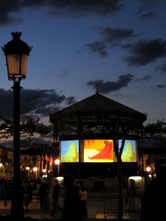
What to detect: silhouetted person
<box><xmin>51</xmin><ymin>179</ymin><xmax>60</xmax><ymax>216</ymax></box>
<box><xmin>130</xmin><ymin>179</ymin><xmax>136</xmax><ymax>196</ymax></box>
<box><xmin>1</xmin><ymin>178</ymin><xmax>8</xmax><ymax>207</ymax></box>
<box><xmin>141</xmin><ymin>160</ymin><xmax>166</xmax><ymax>221</ymax></box>
<box><xmin>23</xmin><ymin>181</ymin><xmax>32</xmax><ymax>210</ymax></box>
<box><xmin>79</xmin><ymin>183</ymin><xmax>88</xmax><ymax>219</ymax></box>
<box><xmin>39</xmin><ymin>180</ymin><xmax>48</xmax><ymax>209</ymax></box>
<box><xmin>62</xmin><ymin>174</ymin><xmax>81</xmax><ymax>221</ymax></box>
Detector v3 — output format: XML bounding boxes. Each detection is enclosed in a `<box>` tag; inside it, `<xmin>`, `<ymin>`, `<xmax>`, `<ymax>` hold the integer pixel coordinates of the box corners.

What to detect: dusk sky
<box><xmin>0</xmin><ymin>0</ymin><xmax>166</xmax><ymax>124</ymax></box>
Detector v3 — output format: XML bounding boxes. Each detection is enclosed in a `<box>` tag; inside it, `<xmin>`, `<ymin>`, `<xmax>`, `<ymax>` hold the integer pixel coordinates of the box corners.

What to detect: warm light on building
<box><xmin>146</xmin><ymin>166</ymin><xmax>152</xmax><ymax>173</ymax></box>
<box><xmin>26</xmin><ymin>166</ymin><xmax>30</xmax><ymax>171</ymax></box>
<box><xmin>42</xmin><ymin>168</ymin><xmax>46</xmax><ymax>173</ymax></box>
<box><xmin>129</xmin><ymin>176</ymin><xmax>142</xmax><ymax>181</ymax></box>
<box><xmin>56</xmin><ymin>176</ymin><xmax>64</xmax><ymax>181</ymax></box>
<box><xmin>33</xmin><ymin>167</ymin><xmax>38</xmax><ymax>172</ymax></box>
<box><xmin>54</xmin><ymin>159</ymin><xmax>60</xmax><ymax>165</ymax></box>
<box><xmin>0</xmin><ymin>163</ymin><xmax>3</xmax><ymax>168</ymax></box>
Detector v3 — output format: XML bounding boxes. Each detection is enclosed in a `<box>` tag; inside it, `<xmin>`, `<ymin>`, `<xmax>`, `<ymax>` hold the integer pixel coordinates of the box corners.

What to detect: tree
<box><xmin>144</xmin><ymin>119</ymin><xmax>166</xmax><ymax>138</ymax></box>
<box><xmin>0</xmin><ymin>115</ymin><xmax>52</xmax><ymax>139</ymax></box>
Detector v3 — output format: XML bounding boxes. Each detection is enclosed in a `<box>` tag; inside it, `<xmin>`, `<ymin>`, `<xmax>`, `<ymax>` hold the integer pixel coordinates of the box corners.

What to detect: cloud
<box><xmin>100</xmin><ymin>27</ymin><xmax>137</xmax><ymax>44</ymax></box>
<box><xmin>23</xmin><ymin>0</ymin><xmax>124</xmax><ymax>17</ymax></box>
<box><xmin>123</xmin><ymin>39</ymin><xmax>166</xmax><ymax>66</ymax></box>
<box><xmin>87</xmin><ymin>73</ymin><xmax>134</xmax><ymax>94</ymax></box>
<box><xmin>65</xmin><ymin>96</ymin><xmax>76</xmax><ymax>105</ymax></box>
<box><xmin>155</xmin><ymin>64</ymin><xmax>166</xmax><ymax>73</ymax></box>
<box><xmin>0</xmin><ymin>0</ymin><xmax>124</xmax><ymax>25</ymax></box>
<box><xmin>135</xmin><ymin>75</ymin><xmax>151</xmax><ymax>82</ymax></box>
<box><xmin>0</xmin><ymin>0</ymin><xmax>23</xmax><ymax>25</ymax></box>
<box><xmin>138</xmin><ymin>0</ymin><xmax>166</xmax><ymax>13</ymax></box>
<box><xmin>156</xmin><ymin>84</ymin><xmax>166</xmax><ymax>89</ymax></box>
<box><xmin>138</xmin><ymin>0</ymin><xmax>166</xmax><ymax>21</ymax></box>
<box><xmin>140</xmin><ymin>12</ymin><xmax>156</xmax><ymax>19</ymax></box>
<box><xmin>0</xmin><ymin>88</ymin><xmax>76</xmax><ymax>119</ymax></box>
<box><xmin>86</xmin><ymin>27</ymin><xmax>138</xmax><ymax>57</ymax></box>
<box><xmin>86</xmin><ymin>41</ymin><xmax>108</xmax><ymax>58</ymax></box>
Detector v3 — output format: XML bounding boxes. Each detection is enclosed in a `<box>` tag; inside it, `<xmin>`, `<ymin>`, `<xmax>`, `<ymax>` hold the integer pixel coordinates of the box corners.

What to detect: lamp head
<box><xmin>2</xmin><ymin>32</ymin><xmax>32</xmax><ymax>80</ymax></box>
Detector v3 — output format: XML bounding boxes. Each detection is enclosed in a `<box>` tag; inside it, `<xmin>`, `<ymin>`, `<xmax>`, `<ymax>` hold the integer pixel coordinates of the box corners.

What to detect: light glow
<box><xmin>33</xmin><ymin>167</ymin><xmax>38</xmax><ymax>172</ymax></box>
<box><xmin>146</xmin><ymin>166</ymin><xmax>152</xmax><ymax>173</ymax></box>
<box><xmin>54</xmin><ymin>159</ymin><xmax>60</xmax><ymax>165</ymax></box>
<box><xmin>129</xmin><ymin>176</ymin><xmax>142</xmax><ymax>181</ymax></box>
<box><xmin>56</xmin><ymin>176</ymin><xmax>64</xmax><ymax>181</ymax></box>
<box><xmin>26</xmin><ymin>166</ymin><xmax>30</xmax><ymax>171</ymax></box>
<box><xmin>42</xmin><ymin>168</ymin><xmax>46</xmax><ymax>173</ymax></box>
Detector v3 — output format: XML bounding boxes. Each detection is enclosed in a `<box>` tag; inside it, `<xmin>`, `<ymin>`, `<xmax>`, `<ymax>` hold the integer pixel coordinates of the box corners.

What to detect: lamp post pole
<box><xmin>11</xmin><ymin>80</ymin><xmax>24</xmax><ymax>219</ymax></box>
<box><xmin>2</xmin><ymin>32</ymin><xmax>32</xmax><ymax>219</ymax></box>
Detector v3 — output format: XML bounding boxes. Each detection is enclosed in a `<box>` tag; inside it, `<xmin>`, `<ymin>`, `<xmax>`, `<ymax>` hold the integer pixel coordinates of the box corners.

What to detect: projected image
<box><xmin>84</xmin><ymin>140</ymin><xmax>114</xmax><ymax>162</ymax></box>
<box><xmin>119</xmin><ymin>140</ymin><xmax>136</xmax><ymax>162</ymax></box>
<box><xmin>61</xmin><ymin>140</ymin><xmax>79</xmax><ymax>162</ymax></box>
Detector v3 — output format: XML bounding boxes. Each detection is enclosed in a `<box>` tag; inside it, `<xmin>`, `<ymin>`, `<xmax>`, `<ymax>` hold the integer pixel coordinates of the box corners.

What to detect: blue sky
<box><xmin>0</xmin><ymin>0</ymin><xmax>166</xmax><ymax>124</ymax></box>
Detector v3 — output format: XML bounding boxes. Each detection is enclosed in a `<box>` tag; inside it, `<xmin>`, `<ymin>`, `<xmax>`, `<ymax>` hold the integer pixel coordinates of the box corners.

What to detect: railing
<box><xmin>104</xmin><ymin>196</ymin><xmax>142</xmax><ymax>220</ymax></box>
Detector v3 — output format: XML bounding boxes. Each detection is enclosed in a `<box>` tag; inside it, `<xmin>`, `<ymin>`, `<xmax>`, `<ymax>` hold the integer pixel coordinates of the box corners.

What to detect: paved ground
<box><xmin>0</xmin><ymin>193</ymin><xmax>141</xmax><ymax>220</ymax></box>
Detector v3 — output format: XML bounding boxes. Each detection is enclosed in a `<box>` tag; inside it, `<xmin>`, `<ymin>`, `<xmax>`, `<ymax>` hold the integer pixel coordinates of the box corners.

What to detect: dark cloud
<box><xmin>23</xmin><ymin>0</ymin><xmax>124</xmax><ymax>17</ymax></box>
<box><xmin>65</xmin><ymin>96</ymin><xmax>77</xmax><ymax>105</ymax></box>
<box><xmin>86</xmin><ymin>41</ymin><xmax>108</xmax><ymax>58</ymax></box>
<box><xmin>138</xmin><ymin>0</ymin><xmax>166</xmax><ymax>21</ymax></box>
<box><xmin>100</xmin><ymin>27</ymin><xmax>137</xmax><ymax>44</ymax></box>
<box><xmin>0</xmin><ymin>88</ymin><xmax>76</xmax><ymax>119</ymax></box>
<box><xmin>86</xmin><ymin>27</ymin><xmax>138</xmax><ymax>57</ymax></box>
<box><xmin>0</xmin><ymin>0</ymin><xmax>22</xmax><ymax>25</ymax></box>
<box><xmin>156</xmin><ymin>84</ymin><xmax>166</xmax><ymax>89</ymax></box>
<box><xmin>155</xmin><ymin>64</ymin><xmax>166</xmax><ymax>73</ymax></box>
<box><xmin>0</xmin><ymin>0</ymin><xmax>124</xmax><ymax>25</ymax></box>
<box><xmin>138</xmin><ymin>0</ymin><xmax>166</xmax><ymax>14</ymax></box>
<box><xmin>87</xmin><ymin>73</ymin><xmax>134</xmax><ymax>94</ymax></box>
<box><xmin>123</xmin><ymin>39</ymin><xmax>166</xmax><ymax>66</ymax></box>
<box><xmin>140</xmin><ymin>12</ymin><xmax>156</xmax><ymax>19</ymax></box>
<box><xmin>135</xmin><ymin>75</ymin><xmax>151</xmax><ymax>82</ymax></box>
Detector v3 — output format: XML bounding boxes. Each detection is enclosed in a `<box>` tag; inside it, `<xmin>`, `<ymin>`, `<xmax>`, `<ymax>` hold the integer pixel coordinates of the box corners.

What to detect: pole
<box><xmin>118</xmin><ymin>156</ymin><xmax>123</xmax><ymax>221</ymax></box>
<box><xmin>10</xmin><ymin>80</ymin><xmax>24</xmax><ymax>219</ymax></box>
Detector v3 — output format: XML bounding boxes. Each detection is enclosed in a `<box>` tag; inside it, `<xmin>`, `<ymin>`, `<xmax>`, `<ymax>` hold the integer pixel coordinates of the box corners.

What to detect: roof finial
<box><xmin>96</xmin><ymin>83</ymin><xmax>99</xmax><ymax>94</ymax></box>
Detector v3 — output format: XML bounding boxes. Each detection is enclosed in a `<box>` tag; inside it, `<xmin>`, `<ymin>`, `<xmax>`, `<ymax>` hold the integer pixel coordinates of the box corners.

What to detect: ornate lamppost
<box><xmin>2</xmin><ymin>32</ymin><xmax>31</xmax><ymax>219</ymax></box>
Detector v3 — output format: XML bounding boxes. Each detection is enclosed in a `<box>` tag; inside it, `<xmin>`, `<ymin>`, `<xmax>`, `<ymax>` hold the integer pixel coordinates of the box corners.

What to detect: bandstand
<box><xmin>50</xmin><ymin>91</ymin><xmax>146</xmax><ymax>220</ymax></box>
<box><xmin>50</xmin><ymin>91</ymin><xmax>146</xmax><ymax>178</ymax></box>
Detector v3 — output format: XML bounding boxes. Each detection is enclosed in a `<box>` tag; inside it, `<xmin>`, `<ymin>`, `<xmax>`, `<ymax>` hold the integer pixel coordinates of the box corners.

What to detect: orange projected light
<box><xmin>84</xmin><ymin>140</ymin><xmax>114</xmax><ymax>162</ymax></box>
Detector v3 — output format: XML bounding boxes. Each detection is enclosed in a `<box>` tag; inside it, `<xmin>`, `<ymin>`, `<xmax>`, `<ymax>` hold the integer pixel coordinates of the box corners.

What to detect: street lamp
<box><xmin>2</xmin><ymin>32</ymin><xmax>31</xmax><ymax>219</ymax></box>
<box><xmin>54</xmin><ymin>158</ymin><xmax>60</xmax><ymax>176</ymax></box>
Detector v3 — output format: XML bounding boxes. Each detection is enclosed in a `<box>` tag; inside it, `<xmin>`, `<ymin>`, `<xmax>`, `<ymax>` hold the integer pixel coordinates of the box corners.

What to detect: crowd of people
<box><xmin>0</xmin><ymin>175</ymin><xmax>88</xmax><ymax>220</ymax></box>
<box><xmin>1</xmin><ymin>163</ymin><xmax>165</xmax><ymax>221</ymax></box>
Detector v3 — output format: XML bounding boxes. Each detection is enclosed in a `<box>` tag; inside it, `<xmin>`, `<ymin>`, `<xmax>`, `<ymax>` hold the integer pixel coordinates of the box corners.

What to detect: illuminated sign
<box><xmin>61</xmin><ymin>140</ymin><xmax>79</xmax><ymax>162</ymax></box>
<box><xmin>119</xmin><ymin>140</ymin><xmax>137</xmax><ymax>162</ymax></box>
<box><xmin>61</xmin><ymin>139</ymin><xmax>137</xmax><ymax>163</ymax></box>
<box><xmin>84</xmin><ymin>140</ymin><xmax>114</xmax><ymax>162</ymax></box>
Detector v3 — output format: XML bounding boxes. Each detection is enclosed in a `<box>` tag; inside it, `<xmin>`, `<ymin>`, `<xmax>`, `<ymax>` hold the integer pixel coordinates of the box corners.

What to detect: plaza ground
<box><xmin>0</xmin><ymin>192</ymin><xmax>141</xmax><ymax>220</ymax></box>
